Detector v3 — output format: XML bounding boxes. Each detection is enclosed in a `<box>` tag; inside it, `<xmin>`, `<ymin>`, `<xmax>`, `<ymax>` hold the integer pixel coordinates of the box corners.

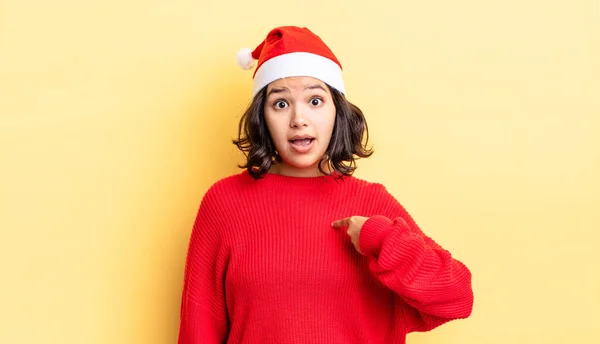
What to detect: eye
<box><xmin>310</xmin><ymin>97</ymin><xmax>323</xmax><ymax>106</ymax></box>
<box><xmin>274</xmin><ymin>100</ymin><xmax>288</xmax><ymax>109</ymax></box>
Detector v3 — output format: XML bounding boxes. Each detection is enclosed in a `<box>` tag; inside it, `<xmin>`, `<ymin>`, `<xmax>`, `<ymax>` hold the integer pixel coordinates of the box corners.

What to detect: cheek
<box><xmin>264</xmin><ymin>113</ymin><xmax>286</xmax><ymax>143</ymax></box>
<box><xmin>317</xmin><ymin>107</ymin><xmax>336</xmax><ymax>139</ymax></box>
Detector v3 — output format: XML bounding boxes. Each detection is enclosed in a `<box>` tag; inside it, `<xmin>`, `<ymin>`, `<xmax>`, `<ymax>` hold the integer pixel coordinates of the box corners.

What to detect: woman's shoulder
<box><xmin>193</xmin><ymin>170</ymin><xmax>253</xmax><ymax>214</ymax></box>
<box><xmin>204</xmin><ymin>169</ymin><xmax>253</xmax><ymax>195</ymax></box>
<box><xmin>348</xmin><ymin>174</ymin><xmax>406</xmax><ymax>213</ymax></box>
<box><xmin>348</xmin><ymin>174</ymin><xmax>391</xmax><ymax>196</ymax></box>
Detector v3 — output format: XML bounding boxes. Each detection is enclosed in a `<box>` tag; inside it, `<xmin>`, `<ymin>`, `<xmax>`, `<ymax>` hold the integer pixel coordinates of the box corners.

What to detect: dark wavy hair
<box><xmin>232</xmin><ymin>84</ymin><xmax>373</xmax><ymax>180</ymax></box>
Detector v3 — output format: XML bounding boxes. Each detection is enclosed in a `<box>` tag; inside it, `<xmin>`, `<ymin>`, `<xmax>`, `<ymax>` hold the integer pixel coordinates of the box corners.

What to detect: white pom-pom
<box><xmin>236</xmin><ymin>48</ymin><xmax>255</xmax><ymax>70</ymax></box>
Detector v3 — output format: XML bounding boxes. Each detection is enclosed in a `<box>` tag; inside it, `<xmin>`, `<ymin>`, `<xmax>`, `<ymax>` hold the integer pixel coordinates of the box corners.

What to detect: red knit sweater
<box><xmin>178</xmin><ymin>170</ymin><xmax>473</xmax><ymax>344</ymax></box>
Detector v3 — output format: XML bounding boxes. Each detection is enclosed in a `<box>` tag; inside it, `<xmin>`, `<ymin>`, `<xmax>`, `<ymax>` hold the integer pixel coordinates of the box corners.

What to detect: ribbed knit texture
<box><xmin>178</xmin><ymin>170</ymin><xmax>473</xmax><ymax>344</ymax></box>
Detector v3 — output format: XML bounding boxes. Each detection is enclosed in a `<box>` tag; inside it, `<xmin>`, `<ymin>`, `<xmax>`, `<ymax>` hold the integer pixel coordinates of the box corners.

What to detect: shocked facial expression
<box><xmin>263</xmin><ymin>76</ymin><xmax>336</xmax><ymax>177</ymax></box>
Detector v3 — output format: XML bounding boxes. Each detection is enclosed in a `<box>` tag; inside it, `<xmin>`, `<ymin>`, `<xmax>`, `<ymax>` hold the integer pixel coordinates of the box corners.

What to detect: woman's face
<box><xmin>264</xmin><ymin>76</ymin><xmax>336</xmax><ymax>177</ymax></box>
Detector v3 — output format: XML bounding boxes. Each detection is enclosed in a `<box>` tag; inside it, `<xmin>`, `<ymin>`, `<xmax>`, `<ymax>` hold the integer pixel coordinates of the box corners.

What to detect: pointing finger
<box><xmin>331</xmin><ymin>217</ymin><xmax>350</xmax><ymax>229</ymax></box>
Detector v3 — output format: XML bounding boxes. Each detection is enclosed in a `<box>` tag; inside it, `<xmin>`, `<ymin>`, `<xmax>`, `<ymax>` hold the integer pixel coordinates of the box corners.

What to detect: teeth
<box><xmin>292</xmin><ymin>138</ymin><xmax>312</xmax><ymax>146</ymax></box>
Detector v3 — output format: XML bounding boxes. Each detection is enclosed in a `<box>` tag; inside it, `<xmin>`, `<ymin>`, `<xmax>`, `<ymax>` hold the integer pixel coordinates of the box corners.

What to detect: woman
<box><xmin>177</xmin><ymin>25</ymin><xmax>473</xmax><ymax>344</ymax></box>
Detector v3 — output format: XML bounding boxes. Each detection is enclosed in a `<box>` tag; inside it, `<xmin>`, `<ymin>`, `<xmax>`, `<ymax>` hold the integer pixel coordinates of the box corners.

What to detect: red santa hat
<box><xmin>236</xmin><ymin>26</ymin><xmax>346</xmax><ymax>97</ymax></box>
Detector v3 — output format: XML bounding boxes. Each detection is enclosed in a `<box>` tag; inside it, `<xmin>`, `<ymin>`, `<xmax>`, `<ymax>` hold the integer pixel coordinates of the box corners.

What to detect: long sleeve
<box><xmin>178</xmin><ymin>187</ymin><xmax>230</xmax><ymax>344</ymax></box>
<box><xmin>359</xmin><ymin>186</ymin><xmax>474</xmax><ymax>333</ymax></box>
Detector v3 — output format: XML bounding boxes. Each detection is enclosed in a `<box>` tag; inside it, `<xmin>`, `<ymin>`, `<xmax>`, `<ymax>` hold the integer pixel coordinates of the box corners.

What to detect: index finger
<box><xmin>331</xmin><ymin>217</ymin><xmax>350</xmax><ymax>229</ymax></box>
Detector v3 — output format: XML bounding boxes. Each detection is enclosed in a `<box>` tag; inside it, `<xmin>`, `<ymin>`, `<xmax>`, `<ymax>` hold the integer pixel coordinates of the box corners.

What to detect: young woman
<box><xmin>177</xmin><ymin>26</ymin><xmax>473</xmax><ymax>344</ymax></box>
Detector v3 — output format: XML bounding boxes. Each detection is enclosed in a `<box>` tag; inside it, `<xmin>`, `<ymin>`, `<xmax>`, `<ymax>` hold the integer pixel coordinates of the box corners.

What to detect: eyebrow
<box><xmin>304</xmin><ymin>84</ymin><xmax>328</xmax><ymax>93</ymax></box>
<box><xmin>267</xmin><ymin>87</ymin><xmax>289</xmax><ymax>97</ymax></box>
<box><xmin>266</xmin><ymin>84</ymin><xmax>328</xmax><ymax>97</ymax></box>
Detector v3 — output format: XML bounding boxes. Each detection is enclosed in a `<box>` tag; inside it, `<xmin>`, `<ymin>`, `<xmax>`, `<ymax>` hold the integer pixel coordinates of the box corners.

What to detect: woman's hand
<box><xmin>331</xmin><ymin>216</ymin><xmax>369</xmax><ymax>255</ymax></box>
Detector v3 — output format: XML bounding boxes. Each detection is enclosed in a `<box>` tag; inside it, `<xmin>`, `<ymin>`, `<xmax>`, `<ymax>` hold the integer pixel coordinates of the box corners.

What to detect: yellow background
<box><xmin>1</xmin><ymin>0</ymin><xmax>599</xmax><ymax>343</ymax></box>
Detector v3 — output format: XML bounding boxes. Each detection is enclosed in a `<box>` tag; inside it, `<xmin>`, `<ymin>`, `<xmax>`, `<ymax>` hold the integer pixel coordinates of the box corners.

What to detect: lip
<box><xmin>289</xmin><ymin>134</ymin><xmax>315</xmax><ymax>141</ymax></box>
<box><xmin>288</xmin><ymin>136</ymin><xmax>315</xmax><ymax>154</ymax></box>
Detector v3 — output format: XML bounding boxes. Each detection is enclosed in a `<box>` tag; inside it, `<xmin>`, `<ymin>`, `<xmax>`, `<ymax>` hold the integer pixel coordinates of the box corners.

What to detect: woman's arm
<box><xmin>359</xmin><ymin>211</ymin><xmax>473</xmax><ymax>332</ymax></box>
<box><xmin>178</xmin><ymin>187</ymin><xmax>230</xmax><ymax>344</ymax></box>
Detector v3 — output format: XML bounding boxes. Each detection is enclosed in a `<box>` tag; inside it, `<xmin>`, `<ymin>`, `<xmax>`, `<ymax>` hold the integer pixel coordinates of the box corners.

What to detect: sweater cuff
<box><xmin>359</xmin><ymin>215</ymin><xmax>394</xmax><ymax>256</ymax></box>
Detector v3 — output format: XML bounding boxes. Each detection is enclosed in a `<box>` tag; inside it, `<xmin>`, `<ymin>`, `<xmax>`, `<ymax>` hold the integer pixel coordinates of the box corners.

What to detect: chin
<box><xmin>280</xmin><ymin>155</ymin><xmax>323</xmax><ymax>170</ymax></box>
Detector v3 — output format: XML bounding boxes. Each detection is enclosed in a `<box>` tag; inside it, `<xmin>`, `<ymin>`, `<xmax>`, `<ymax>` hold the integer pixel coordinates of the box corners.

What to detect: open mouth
<box><xmin>289</xmin><ymin>138</ymin><xmax>315</xmax><ymax>146</ymax></box>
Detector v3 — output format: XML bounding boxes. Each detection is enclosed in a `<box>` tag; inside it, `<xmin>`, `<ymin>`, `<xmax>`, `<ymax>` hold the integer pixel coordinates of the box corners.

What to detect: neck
<box><xmin>270</xmin><ymin>161</ymin><xmax>333</xmax><ymax>178</ymax></box>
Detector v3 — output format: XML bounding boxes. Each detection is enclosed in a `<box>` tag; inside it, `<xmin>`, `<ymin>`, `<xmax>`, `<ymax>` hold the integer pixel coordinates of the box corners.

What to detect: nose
<box><xmin>290</xmin><ymin>104</ymin><xmax>308</xmax><ymax>128</ymax></box>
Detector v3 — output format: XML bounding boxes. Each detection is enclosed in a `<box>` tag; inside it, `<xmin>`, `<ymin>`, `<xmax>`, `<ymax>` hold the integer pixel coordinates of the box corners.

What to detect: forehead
<box><xmin>267</xmin><ymin>76</ymin><xmax>328</xmax><ymax>92</ymax></box>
